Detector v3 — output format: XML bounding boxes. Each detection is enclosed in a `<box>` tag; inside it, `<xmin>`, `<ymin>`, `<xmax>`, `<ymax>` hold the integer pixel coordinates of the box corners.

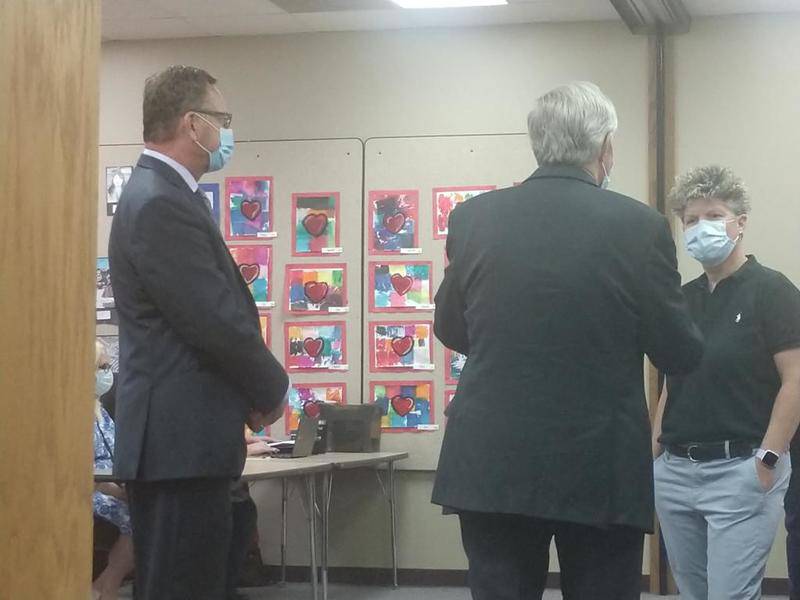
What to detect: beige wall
<box><xmin>98</xmin><ymin>13</ymin><xmax>799</xmax><ymax>578</ymax></box>
<box><xmin>673</xmin><ymin>13</ymin><xmax>800</xmax><ymax>580</ymax></box>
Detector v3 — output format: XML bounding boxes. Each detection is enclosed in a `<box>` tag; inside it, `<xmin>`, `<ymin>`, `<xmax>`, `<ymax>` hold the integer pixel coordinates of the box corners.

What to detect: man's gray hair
<box><xmin>527</xmin><ymin>82</ymin><xmax>618</xmax><ymax>167</ymax></box>
<box><xmin>669</xmin><ymin>165</ymin><xmax>751</xmax><ymax>218</ymax></box>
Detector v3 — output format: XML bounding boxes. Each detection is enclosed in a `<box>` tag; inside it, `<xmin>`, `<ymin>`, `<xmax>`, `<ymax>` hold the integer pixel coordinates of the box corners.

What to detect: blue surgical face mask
<box><xmin>684</xmin><ymin>218</ymin><xmax>739</xmax><ymax>267</ymax></box>
<box><xmin>193</xmin><ymin>113</ymin><xmax>234</xmax><ymax>173</ymax></box>
<box><xmin>95</xmin><ymin>367</ymin><xmax>114</xmax><ymax>398</ymax></box>
<box><xmin>600</xmin><ymin>160</ymin><xmax>611</xmax><ymax>190</ymax></box>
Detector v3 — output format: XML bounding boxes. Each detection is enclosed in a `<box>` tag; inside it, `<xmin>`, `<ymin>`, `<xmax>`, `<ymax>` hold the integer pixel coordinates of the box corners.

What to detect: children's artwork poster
<box><xmin>370</xmin><ymin>381</ymin><xmax>434</xmax><ymax>432</ymax></box>
<box><xmin>228</xmin><ymin>245</ymin><xmax>273</xmax><ymax>307</ymax></box>
<box><xmin>225</xmin><ymin>176</ymin><xmax>274</xmax><ymax>240</ymax></box>
<box><xmin>284</xmin><ymin>264</ymin><xmax>347</xmax><ymax>314</ymax></box>
<box><xmin>432</xmin><ymin>185</ymin><xmax>495</xmax><ymax>239</ymax></box>
<box><xmin>369</xmin><ymin>261</ymin><xmax>433</xmax><ymax>312</ymax></box>
<box><xmin>369</xmin><ymin>321</ymin><xmax>433</xmax><ymax>372</ymax></box>
<box><xmin>98</xmin><ymin>335</ymin><xmax>120</xmax><ymax>373</ymax></box>
<box><xmin>198</xmin><ymin>182</ymin><xmax>221</xmax><ymax>225</ymax></box>
<box><xmin>291</xmin><ymin>193</ymin><xmax>340</xmax><ymax>256</ymax></box>
<box><xmin>106</xmin><ymin>166</ymin><xmax>132</xmax><ymax>216</ymax></box>
<box><xmin>285</xmin><ymin>383</ymin><xmax>346</xmax><ymax>434</ymax></box>
<box><xmin>284</xmin><ymin>321</ymin><xmax>347</xmax><ymax>371</ymax></box>
<box><xmin>444</xmin><ymin>390</ymin><xmax>456</xmax><ymax>422</ymax></box>
<box><xmin>96</xmin><ymin>257</ymin><xmax>116</xmax><ymax>323</ymax></box>
<box><xmin>259</xmin><ymin>312</ymin><xmax>271</xmax><ymax>347</ymax></box>
<box><xmin>445</xmin><ymin>349</ymin><xmax>466</xmax><ymax>385</ymax></box>
<box><xmin>368</xmin><ymin>190</ymin><xmax>419</xmax><ymax>254</ymax></box>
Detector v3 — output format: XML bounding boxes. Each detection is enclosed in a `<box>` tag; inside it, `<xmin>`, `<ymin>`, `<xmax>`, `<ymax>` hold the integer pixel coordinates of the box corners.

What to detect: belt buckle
<box><xmin>686</xmin><ymin>444</ymin><xmax>700</xmax><ymax>462</ymax></box>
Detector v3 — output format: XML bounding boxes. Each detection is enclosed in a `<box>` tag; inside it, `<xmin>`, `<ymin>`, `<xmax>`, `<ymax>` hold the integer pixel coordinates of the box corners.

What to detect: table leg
<box><xmin>281</xmin><ymin>477</ymin><xmax>288</xmax><ymax>586</ymax></box>
<box><xmin>388</xmin><ymin>461</ymin><xmax>398</xmax><ymax>588</ymax></box>
<box><xmin>306</xmin><ymin>474</ymin><xmax>319</xmax><ymax>600</ymax></box>
<box><xmin>321</xmin><ymin>471</ymin><xmax>333</xmax><ymax>600</ymax></box>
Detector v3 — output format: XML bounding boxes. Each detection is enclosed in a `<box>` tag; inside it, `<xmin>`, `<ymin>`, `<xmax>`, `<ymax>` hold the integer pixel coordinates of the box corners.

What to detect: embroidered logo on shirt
<box><xmin>735</xmin><ymin>313</ymin><xmax>742</xmax><ymax>324</ymax></box>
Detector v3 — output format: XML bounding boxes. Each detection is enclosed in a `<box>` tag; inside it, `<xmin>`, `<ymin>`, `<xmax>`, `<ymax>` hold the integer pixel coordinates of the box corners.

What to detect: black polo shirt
<box><xmin>661</xmin><ymin>256</ymin><xmax>800</xmax><ymax>446</ymax></box>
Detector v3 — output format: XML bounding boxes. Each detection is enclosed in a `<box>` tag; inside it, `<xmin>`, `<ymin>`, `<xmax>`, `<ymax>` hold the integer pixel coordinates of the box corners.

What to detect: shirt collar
<box><xmin>689</xmin><ymin>255</ymin><xmax>759</xmax><ymax>290</ymax></box>
<box><xmin>524</xmin><ymin>165</ymin><xmax>600</xmax><ymax>187</ymax></box>
<box><xmin>142</xmin><ymin>149</ymin><xmax>199</xmax><ymax>192</ymax></box>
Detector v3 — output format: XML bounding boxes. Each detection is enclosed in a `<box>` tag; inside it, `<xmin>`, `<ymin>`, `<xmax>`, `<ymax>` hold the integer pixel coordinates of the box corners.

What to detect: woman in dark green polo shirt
<box><xmin>652</xmin><ymin>165</ymin><xmax>800</xmax><ymax>600</ymax></box>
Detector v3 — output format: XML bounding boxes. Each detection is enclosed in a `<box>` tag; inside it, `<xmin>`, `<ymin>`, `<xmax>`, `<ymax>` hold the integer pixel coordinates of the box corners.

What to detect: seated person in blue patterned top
<box><xmin>93</xmin><ymin>339</ymin><xmax>134</xmax><ymax>600</ymax></box>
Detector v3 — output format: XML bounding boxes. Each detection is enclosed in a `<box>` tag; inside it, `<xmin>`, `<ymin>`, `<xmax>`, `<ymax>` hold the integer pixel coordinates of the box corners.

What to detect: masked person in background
<box><xmin>92</xmin><ymin>339</ymin><xmax>134</xmax><ymax>600</ymax></box>
<box><xmin>653</xmin><ymin>165</ymin><xmax>800</xmax><ymax>600</ymax></box>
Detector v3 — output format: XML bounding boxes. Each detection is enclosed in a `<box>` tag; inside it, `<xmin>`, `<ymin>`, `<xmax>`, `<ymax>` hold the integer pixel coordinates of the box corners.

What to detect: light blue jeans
<box><xmin>654</xmin><ymin>450</ymin><xmax>791</xmax><ymax>600</ymax></box>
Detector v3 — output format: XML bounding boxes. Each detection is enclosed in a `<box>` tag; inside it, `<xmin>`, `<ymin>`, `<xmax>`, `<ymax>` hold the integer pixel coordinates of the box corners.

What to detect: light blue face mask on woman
<box><xmin>193</xmin><ymin>113</ymin><xmax>234</xmax><ymax>172</ymax></box>
<box><xmin>95</xmin><ymin>368</ymin><xmax>114</xmax><ymax>398</ymax></box>
<box><xmin>684</xmin><ymin>218</ymin><xmax>739</xmax><ymax>267</ymax></box>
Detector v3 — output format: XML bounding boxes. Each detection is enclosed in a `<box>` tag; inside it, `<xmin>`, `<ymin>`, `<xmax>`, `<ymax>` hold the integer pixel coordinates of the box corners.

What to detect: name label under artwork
<box><xmin>328</xmin><ymin>306</ymin><xmax>350</xmax><ymax>314</ymax></box>
<box><xmin>321</xmin><ymin>247</ymin><xmax>343</xmax><ymax>255</ymax></box>
<box><xmin>257</xmin><ymin>301</ymin><xmax>277</xmax><ymax>309</ymax></box>
<box><xmin>329</xmin><ymin>364</ymin><xmax>349</xmax><ymax>371</ymax></box>
<box><xmin>414</xmin><ymin>363</ymin><xmax>436</xmax><ymax>371</ymax></box>
<box><xmin>414</xmin><ymin>304</ymin><xmax>436</xmax><ymax>311</ymax></box>
<box><xmin>417</xmin><ymin>424</ymin><xmax>440</xmax><ymax>431</ymax></box>
<box><xmin>96</xmin><ymin>310</ymin><xmax>112</xmax><ymax>321</ymax></box>
<box><xmin>399</xmin><ymin>248</ymin><xmax>423</xmax><ymax>255</ymax></box>
<box><xmin>257</xmin><ymin>232</ymin><xmax>278</xmax><ymax>239</ymax></box>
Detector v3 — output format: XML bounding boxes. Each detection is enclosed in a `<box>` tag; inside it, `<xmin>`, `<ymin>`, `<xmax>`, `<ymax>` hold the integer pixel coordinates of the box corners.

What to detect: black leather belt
<box><xmin>666</xmin><ymin>440</ymin><xmax>756</xmax><ymax>462</ymax></box>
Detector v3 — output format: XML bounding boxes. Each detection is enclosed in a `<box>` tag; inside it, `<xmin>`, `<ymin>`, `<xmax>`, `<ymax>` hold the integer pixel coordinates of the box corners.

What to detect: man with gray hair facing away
<box><xmin>431</xmin><ymin>82</ymin><xmax>703</xmax><ymax>599</ymax></box>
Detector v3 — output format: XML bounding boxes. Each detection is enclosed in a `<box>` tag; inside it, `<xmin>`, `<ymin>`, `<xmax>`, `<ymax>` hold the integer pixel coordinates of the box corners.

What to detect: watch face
<box><xmin>762</xmin><ymin>450</ymin><xmax>779</xmax><ymax>468</ymax></box>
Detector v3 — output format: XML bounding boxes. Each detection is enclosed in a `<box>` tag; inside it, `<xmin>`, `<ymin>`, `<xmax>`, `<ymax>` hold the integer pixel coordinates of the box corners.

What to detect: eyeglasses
<box><xmin>190</xmin><ymin>109</ymin><xmax>233</xmax><ymax>129</ymax></box>
<box><xmin>98</xmin><ymin>363</ymin><xmax>112</xmax><ymax>372</ymax></box>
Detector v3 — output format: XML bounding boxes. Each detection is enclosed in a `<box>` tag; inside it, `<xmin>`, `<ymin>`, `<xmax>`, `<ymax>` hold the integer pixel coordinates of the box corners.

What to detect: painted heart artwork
<box><xmin>225</xmin><ymin>176</ymin><xmax>273</xmax><ymax>240</ymax></box>
<box><xmin>370</xmin><ymin>322</ymin><xmax>432</xmax><ymax>371</ymax></box>
<box><xmin>383</xmin><ymin>212</ymin><xmax>406</xmax><ymax>234</ymax></box>
<box><xmin>285</xmin><ymin>264</ymin><xmax>346</xmax><ymax>313</ymax></box>
<box><xmin>292</xmin><ymin>193</ymin><xmax>339</xmax><ymax>255</ymax></box>
<box><xmin>370</xmin><ymin>382</ymin><xmax>433</xmax><ymax>432</ymax></box>
<box><xmin>240</xmin><ymin>199</ymin><xmax>262</xmax><ymax>221</ymax></box>
<box><xmin>285</xmin><ymin>383</ymin><xmax>345</xmax><ymax>434</ymax></box>
<box><xmin>303</xmin><ymin>337</ymin><xmax>324</xmax><ymax>357</ymax></box>
<box><xmin>285</xmin><ymin>322</ymin><xmax>346</xmax><ymax>370</ymax></box>
<box><xmin>228</xmin><ymin>245</ymin><xmax>271</xmax><ymax>306</ymax></box>
<box><xmin>302</xmin><ymin>213</ymin><xmax>328</xmax><ymax>237</ymax></box>
<box><xmin>391</xmin><ymin>336</ymin><xmax>414</xmax><ymax>357</ymax></box>
<box><xmin>369</xmin><ymin>190</ymin><xmax>419</xmax><ymax>254</ymax></box>
<box><xmin>239</xmin><ymin>263</ymin><xmax>260</xmax><ymax>285</ymax></box>
<box><xmin>432</xmin><ymin>185</ymin><xmax>495</xmax><ymax>239</ymax></box>
<box><xmin>370</xmin><ymin>262</ymin><xmax>432</xmax><ymax>312</ymax></box>
<box><xmin>304</xmin><ymin>282</ymin><xmax>329</xmax><ymax>304</ymax></box>
<box><xmin>390</xmin><ymin>395</ymin><xmax>415</xmax><ymax>417</ymax></box>
<box><xmin>303</xmin><ymin>401</ymin><xmax>321</xmax><ymax>418</ymax></box>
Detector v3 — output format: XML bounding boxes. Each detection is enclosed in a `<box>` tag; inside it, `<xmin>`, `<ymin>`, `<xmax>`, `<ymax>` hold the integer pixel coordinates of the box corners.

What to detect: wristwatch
<box><xmin>756</xmin><ymin>448</ymin><xmax>780</xmax><ymax>469</ymax></box>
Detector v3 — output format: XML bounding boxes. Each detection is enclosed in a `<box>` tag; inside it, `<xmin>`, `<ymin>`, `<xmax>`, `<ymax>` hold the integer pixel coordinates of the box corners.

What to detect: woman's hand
<box><xmin>755</xmin><ymin>458</ymin><xmax>776</xmax><ymax>492</ymax></box>
<box><xmin>96</xmin><ymin>482</ymin><xmax>127</xmax><ymax>501</ymax></box>
<box><xmin>652</xmin><ymin>440</ymin><xmax>664</xmax><ymax>460</ymax></box>
<box><xmin>247</xmin><ymin>440</ymin><xmax>277</xmax><ymax>457</ymax></box>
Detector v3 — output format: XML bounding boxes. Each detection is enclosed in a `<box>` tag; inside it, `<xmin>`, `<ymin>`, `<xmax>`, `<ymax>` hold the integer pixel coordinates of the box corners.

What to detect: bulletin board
<box><xmin>362</xmin><ymin>133</ymin><xmax>536</xmax><ymax>470</ymax></box>
<box><xmin>98</xmin><ymin>133</ymin><xmax>538</xmax><ymax>470</ymax></box>
<box><xmin>97</xmin><ymin>138</ymin><xmax>364</xmax><ymax>437</ymax></box>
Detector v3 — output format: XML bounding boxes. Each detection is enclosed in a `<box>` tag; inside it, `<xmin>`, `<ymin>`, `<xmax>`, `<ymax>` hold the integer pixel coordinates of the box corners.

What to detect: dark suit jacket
<box><xmin>109</xmin><ymin>155</ymin><xmax>288</xmax><ymax>481</ymax></box>
<box><xmin>431</xmin><ymin>165</ymin><xmax>703</xmax><ymax>532</ymax></box>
